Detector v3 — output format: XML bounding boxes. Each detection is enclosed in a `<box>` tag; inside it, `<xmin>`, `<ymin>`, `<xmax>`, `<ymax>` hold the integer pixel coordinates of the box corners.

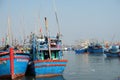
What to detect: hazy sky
<box><xmin>0</xmin><ymin>0</ymin><xmax>120</xmax><ymax>44</ymax></box>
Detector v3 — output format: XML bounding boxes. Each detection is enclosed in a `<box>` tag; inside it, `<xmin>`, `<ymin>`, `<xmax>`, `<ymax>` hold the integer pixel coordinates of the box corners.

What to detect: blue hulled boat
<box><xmin>104</xmin><ymin>45</ymin><xmax>120</xmax><ymax>57</ymax></box>
<box><xmin>0</xmin><ymin>48</ymin><xmax>30</xmax><ymax>79</ymax></box>
<box><xmin>87</xmin><ymin>43</ymin><xmax>104</xmax><ymax>53</ymax></box>
<box><xmin>27</xmin><ymin>33</ymin><xmax>68</xmax><ymax>78</ymax></box>
<box><xmin>74</xmin><ymin>48</ymin><xmax>87</xmax><ymax>54</ymax></box>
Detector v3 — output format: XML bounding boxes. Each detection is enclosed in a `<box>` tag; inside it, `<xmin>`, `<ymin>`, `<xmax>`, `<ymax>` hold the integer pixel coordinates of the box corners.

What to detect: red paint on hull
<box><xmin>35</xmin><ymin>64</ymin><xmax>66</xmax><ymax>68</ymax></box>
<box><xmin>10</xmin><ymin>48</ymin><xmax>14</xmax><ymax>79</ymax></box>
<box><xmin>0</xmin><ymin>50</ymin><xmax>25</xmax><ymax>56</ymax></box>
<box><xmin>34</xmin><ymin>59</ymin><xmax>68</xmax><ymax>63</ymax></box>
<box><xmin>0</xmin><ymin>57</ymin><xmax>29</xmax><ymax>61</ymax></box>
<box><xmin>0</xmin><ymin>74</ymin><xmax>25</xmax><ymax>80</ymax></box>
<box><xmin>36</xmin><ymin>74</ymin><xmax>62</xmax><ymax>78</ymax></box>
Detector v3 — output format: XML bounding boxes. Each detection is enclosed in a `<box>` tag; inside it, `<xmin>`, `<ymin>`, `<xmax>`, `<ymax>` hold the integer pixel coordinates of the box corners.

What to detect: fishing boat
<box><xmin>74</xmin><ymin>48</ymin><xmax>87</xmax><ymax>54</ymax></box>
<box><xmin>27</xmin><ymin>33</ymin><xmax>67</xmax><ymax>78</ymax></box>
<box><xmin>0</xmin><ymin>47</ymin><xmax>30</xmax><ymax>79</ymax></box>
<box><xmin>104</xmin><ymin>45</ymin><xmax>120</xmax><ymax>57</ymax></box>
<box><xmin>87</xmin><ymin>43</ymin><xmax>104</xmax><ymax>53</ymax></box>
<box><xmin>26</xmin><ymin>17</ymin><xmax>68</xmax><ymax>78</ymax></box>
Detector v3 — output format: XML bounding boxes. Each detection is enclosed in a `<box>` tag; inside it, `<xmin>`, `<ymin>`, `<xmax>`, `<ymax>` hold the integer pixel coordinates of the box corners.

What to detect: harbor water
<box><xmin>6</xmin><ymin>51</ymin><xmax>120</xmax><ymax>80</ymax></box>
<box><xmin>63</xmin><ymin>51</ymin><xmax>120</xmax><ymax>80</ymax></box>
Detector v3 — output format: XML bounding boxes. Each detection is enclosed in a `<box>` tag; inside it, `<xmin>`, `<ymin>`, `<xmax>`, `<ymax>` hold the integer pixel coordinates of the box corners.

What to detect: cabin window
<box><xmin>39</xmin><ymin>51</ymin><xmax>60</xmax><ymax>60</ymax></box>
<box><xmin>51</xmin><ymin>51</ymin><xmax>59</xmax><ymax>60</ymax></box>
<box><xmin>50</xmin><ymin>40</ymin><xmax>57</xmax><ymax>48</ymax></box>
<box><xmin>44</xmin><ymin>51</ymin><xmax>50</xmax><ymax>59</ymax></box>
<box><xmin>39</xmin><ymin>51</ymin><xmax>50</xmax><ymax>60</ymax></box>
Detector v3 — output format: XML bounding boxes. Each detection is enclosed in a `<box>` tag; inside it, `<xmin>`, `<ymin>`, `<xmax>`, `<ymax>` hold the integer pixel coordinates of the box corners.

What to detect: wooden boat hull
<box><xmin>27</xmin><ymin>59</ymin><xmax>67</xmax><ymax>78</ymax></box>
<box><xmin>0</xmin><ymin>53</ymin><xmax>29</xmax><ymax>79</ymax></box>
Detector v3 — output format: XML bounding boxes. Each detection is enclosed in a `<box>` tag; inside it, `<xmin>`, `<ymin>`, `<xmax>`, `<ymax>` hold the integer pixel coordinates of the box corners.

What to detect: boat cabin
<box><xmin>35</xmin><ymin>37</ymin><xmax>62</xmax><ymax>60</ymax></box>
<box><xmin>39</xmin><ymin>50</ymin><xmax>61</xmax><ymax>60</ymax></box>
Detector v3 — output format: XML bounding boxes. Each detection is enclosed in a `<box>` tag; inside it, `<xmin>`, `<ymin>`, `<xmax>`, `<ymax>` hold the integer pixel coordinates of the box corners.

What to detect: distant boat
<box><xmin>26</xmin><ymin>33</ymin><xmax>68</xmax><ymax>78</ymax></box>
<box><xmin>74</xmin><ymin>48</ymin><xmax>87</xmax><ymax>54</ymax></box>
<box><xmin>104</xmin><ymin>45</ymin><xmax>120</xmax><ymax>57</ymax></box>
<box><xmin>0</xmin><ymin>47</ymin><xmax>30</xmax><ymax>79</ymax></box>
<box><xmin>87</xmin><ymin>43</ymin><xmax>104</xmax><ymax>53</ymax></box>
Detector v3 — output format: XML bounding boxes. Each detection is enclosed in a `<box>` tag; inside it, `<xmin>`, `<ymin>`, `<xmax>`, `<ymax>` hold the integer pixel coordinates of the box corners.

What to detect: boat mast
<box><xmin>45</xmin><ymin>17</ymin><xmax>51</xmax><ymax>59</ymax></box>
<box><xmin>38</xmin><ymin>14</ymin><xmax>43</xmax><ymax>38</ymax></box>
<box><xmin>53</xmin><ymin>0</ymin><xmax>61</xmax><ymax>36</ymax></box>
<box><xmin>7</xmin><ymin>17</ymin><xmax>12</xmax><ymax>46</ymax></box>
<box><xmin>53</xmin><ymin>0</ymin><xmax>63</xmax><ymax>53</ymax></box>
<box><xmin>21</xmin><ymin>16</ymin><xmax>26</xmax><ymax>45</ymax></box>
<box><xmin>7</xmin><ymin>0</ymin><xmax>13</xmax><ymax>46</ymax></box>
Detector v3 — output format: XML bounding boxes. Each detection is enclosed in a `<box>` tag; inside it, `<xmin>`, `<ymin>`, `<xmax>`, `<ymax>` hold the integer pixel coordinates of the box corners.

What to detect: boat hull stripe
<box><xmin>0</xmin><ymin>57</ymin><xmax>29</xmax><ymax>61</ymax></box>
<box><xmin>34</xmin><ymin>60</ymin><xmax>68</xmax><ymax>63</ymax></box>
<box><xmin>35</xmin><ymin>64</ymin><xmax>66</xmax><ymax>68</ymax></box>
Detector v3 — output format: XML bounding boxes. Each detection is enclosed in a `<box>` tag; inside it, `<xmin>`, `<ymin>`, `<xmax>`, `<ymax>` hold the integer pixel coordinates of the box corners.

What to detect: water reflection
<box><xmin>64</xmin><ymin>51</ymin><xmax>120</xmax><ymax>80</ymax></box>
<box><xmin>104</xmin><ymin>57</ymin><xmax>120</xmax><ymax>64</ymax></box>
